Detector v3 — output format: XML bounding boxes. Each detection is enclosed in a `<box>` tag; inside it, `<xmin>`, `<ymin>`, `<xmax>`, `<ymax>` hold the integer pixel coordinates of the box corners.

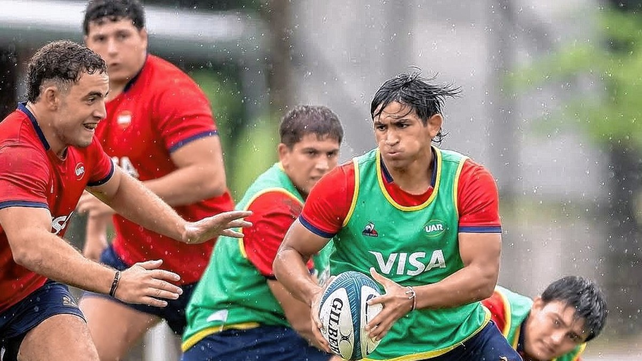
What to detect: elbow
<box><xmin>477</xmin><ymin>267</ymin><xmax>499</xmax><ymax>299</ymax></box>
<box><xmin>272</xmin><ymin>256</ymin><xmax>283</xmax><ymax>280</ymax></box>
<box><xmin>201</xmin><ymin>172</ymin><xmax>228</xmax><ymax>198</ymax></box>
<box><xmin>478</xmin><ymin>282</ymin><xmax>496</xmax><ymax>299</ymax></box>
<box><xmin>12</xmin><ymin>244</ymin><xmax>40</xmax><ymax>270</ymax></box>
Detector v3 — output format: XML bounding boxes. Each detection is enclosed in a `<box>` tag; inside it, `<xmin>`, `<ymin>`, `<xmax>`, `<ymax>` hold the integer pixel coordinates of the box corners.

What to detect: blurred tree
<box><xmin>508</xmin><ymin>3</ymin><xmax>642</xmax><ymax>335</ymax></box>
<box><xmin>146</xmin><ymin>0</ymin><xmax>293</xmax><ymax>113</ymax></box>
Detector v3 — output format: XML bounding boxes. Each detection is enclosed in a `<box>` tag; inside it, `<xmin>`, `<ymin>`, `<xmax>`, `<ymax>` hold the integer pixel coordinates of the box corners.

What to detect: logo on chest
<box><xmin>424</xmin><ymin>220</ymin><xmax>446</xmax><ymax>238</ymax></box>
<box><xmin>75</xmin><ymin>162</ymin><xmax>85</xmax><ymax>180</ymax></box>
<box><xmin>362</xmin><ymin>222</ymin><xmax>379</xmax><ymax>237</ymax></box>
<box><xmin>51</xmin><ymin>211</ymin><xmax>74</xmax><ymax>235</ymax></box>
<box><xmin>117</xmin><ymin>111</ymin><xmax>132</xmax><ymax>129</ymax></box>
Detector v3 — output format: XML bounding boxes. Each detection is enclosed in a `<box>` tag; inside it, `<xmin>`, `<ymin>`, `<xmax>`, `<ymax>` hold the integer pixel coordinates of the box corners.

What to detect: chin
<box><xmin>74</xmin><ymin>139</ymin><xmax>93</xmax><ymax>148</ymax></box>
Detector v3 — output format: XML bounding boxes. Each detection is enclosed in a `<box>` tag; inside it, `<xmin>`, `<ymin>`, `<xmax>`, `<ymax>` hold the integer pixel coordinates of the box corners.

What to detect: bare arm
<box><xmin>365</xmin><ymin>232</ymin><xmax>501</xmax><ymax>341</ymax></box>
<box><xmin>273</xmin><ymin>219</ymin><xmax>330</xmax><ymax>306</ymax></box>
<box><xmin>273</xmin><ymin>219</ymin><xmax>334</xmax><ymax>352</ymax></box>
<box><xmin>88</xmin><ymin>167</ymin><xmax>250</xmax><ymax>244</ymax></box>
<box><xmin>143</xmin><ymin>136</ymin><xmax>227</xmax><ymax>206</ymax></box>
<box><xmin>88</xmin><ymin>166</ymin><xmax>186</xmax><ymax>240</ymax></box>
<box><xmin>414</xmin><ymin>232</ymin><xmax>501</xmax><ymax>308</ymax></box>
<box><xmin>0</xmin><ymin>206</ymin><xmax>181</xmax><ymax>306</ymax></box>
<box><xmin>268</xmin><ymin>278</ymin><xmax>323</xmax><ymax>348</ymax></box>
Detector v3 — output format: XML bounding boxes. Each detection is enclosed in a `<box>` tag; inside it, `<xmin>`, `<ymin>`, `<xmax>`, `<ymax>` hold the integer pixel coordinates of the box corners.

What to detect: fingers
<box><xmin>216</xmin><ymin>210</ymin><xmax>253</xmax><ymax>223</ymax></box>
<box><xmin>369</xmin><ymin>267</ymin><xmax>387</xmax><ymax>286</ymax></box>
<box><xmin>228</xmin><ymin>219</ymin><xmax>253</xmax><ymax>228</ymax></box>
<box><xmin>220</xmin><ymin>229</ymin><xmax>245</xmax><ymax>238</ymax></box>
<box><xmin>312</xmin><ymin>323</ymin><xmax>331</xmax><ymax>353</ymax></box>
<box><xmin>135</xmin><ymin>259</ymin><xmax>163</xmax><ymax>269</ymax></box>
<box><xmin>310</xmin><ymin>306</ymin><xmax>331</xmax><ymax>353</ymax></box>
<box><xmin>118</xmin><ymin>264</ymin><xmax>183</xmax><ymax>306</ymax></box>
<box><xmin>139</xmin><ymin>297</ymin><xmax>169</xmax><ymax>308</ymax></box>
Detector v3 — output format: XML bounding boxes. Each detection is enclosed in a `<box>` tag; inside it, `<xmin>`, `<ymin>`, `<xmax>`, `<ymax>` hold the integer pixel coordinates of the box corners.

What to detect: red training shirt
<box><xmin>0</xmin><ymin>104</ymin><xmax>114</xmax><ymax>312</ymax></box>
<box><xmin>95</xmin><ymin>55</ymin><xmax>234</xmax><ymax>284</ymax></box>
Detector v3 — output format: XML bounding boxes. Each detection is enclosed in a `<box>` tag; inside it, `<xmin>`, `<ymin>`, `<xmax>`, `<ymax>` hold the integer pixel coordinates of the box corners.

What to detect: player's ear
<box><xmin>426</xmin><ymin>114</ymin><xmax>442</xmax><ymax>138</ymax></box>
<box><xmin>277</xmin><ymin>143</ymin><xmax>289</xmax><ymax>163</ymax></box>
<box><xmin>140</xmin><ymin>28</ymin><xmax>149</xmax><ymax>48</ymax></box>
<box><xmin>42</xmin><ymin>85</ymin><xmax>61</xmax><ymax>110</ymax></box>
<box><xmin>530</xmin><ymin>296</ymin><xmax>545</xmax><ymax>315</ymax></box>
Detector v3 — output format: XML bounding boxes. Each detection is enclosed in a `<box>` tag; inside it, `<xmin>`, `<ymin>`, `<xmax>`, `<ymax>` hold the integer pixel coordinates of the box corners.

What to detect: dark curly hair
<box><xmin>541</xmin><ymin>276</ymin><xmax>608</xmax><ymax>342</ymax></box>
<box><xmin>371</xmin><ymin>72</ymin><xmax>460</xmax><ymax>144</ymax></box>
<box><xmin>279</xmin><ymin>105</ymin><xmax>344</xmax><ymax>148</ymax></box>
<box><xmin>26</xmin><ymin>40</ymin><xmax>107</xmax><ymax>103</ymax></box>
<box><xmin>83</xmin><ymin>0</ymin><xmax>145</xmax><ymax>35</ymax></box>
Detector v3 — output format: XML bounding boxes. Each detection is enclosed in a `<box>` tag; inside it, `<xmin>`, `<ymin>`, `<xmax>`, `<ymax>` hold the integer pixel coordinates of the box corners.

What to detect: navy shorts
<box><xmin>428</xmin><ymin>321</ymin><xmax>522</xmax><ymax>361</ymax></box>
<box><xmin>181</xmin><ymin>326</ymin><xmax>333</xmax><ymax>361</ymax></box>
<box><xmin>82</xmin><ymin>245</ymin><xmax>196</xmax><ymax>335</ymax></box>
<box><xmin>0</xmin><ymin>280</ymin><xmax>85</xmax><ymax>361</ymax></box>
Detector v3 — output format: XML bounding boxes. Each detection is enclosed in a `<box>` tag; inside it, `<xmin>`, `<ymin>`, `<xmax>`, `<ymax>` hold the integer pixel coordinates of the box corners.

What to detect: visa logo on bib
<box><xmin>424</xmin><ymin>220</ymin><xmax>446</xmax><ymax>237</ymax></box>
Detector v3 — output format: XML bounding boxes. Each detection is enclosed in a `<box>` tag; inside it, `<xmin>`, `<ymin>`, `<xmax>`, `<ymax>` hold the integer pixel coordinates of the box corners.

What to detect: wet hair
<box><xmin>26</xmin><ymin>40</ymin><xmax>107</xmax><ymax>103</ymax></box>
<box><xmin>83</xmin><ymin>0</ymin><xmax>145</xmax><ymax>35</ymax></box>
<box><xmin>541</xmin><ymin>276</ymin><xmax>608</xmax><ymax>342</ymax></box>
<box><xmin>279</xmin><ymin>105</ymin><xmax>344</xmax><ymax>148</ymax></box>
<box><xmin>371</xmin><ymin>72</ymin><xmax>460</xmax><ymax>144</ymax></box>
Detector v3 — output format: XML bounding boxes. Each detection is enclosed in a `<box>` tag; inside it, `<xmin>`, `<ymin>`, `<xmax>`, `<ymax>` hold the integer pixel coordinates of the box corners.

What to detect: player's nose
<box><xmin>94</xmin><ymin>101</ymin><xmax>107</xmax><ymax>120</ymax></box>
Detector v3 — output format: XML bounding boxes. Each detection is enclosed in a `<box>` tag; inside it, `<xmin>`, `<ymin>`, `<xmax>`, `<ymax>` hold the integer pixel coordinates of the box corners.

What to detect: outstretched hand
<box><xmin>114</xmin><ymin>259</ymin><xmax>183</xmax><ymax>307</ymax></box>
<box><xmin>181</xmin><ymin>210</ymin><xmax>252</xmax><ymax>244</ymax></box>
<box><xmin>365</xmin><ymin>268</ymin><xmax>415</xmax><ymax>341</ymax></box>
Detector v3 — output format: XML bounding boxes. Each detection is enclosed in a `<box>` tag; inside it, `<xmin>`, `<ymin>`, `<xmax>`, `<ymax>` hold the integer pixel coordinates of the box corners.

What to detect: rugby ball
<box><xmin>317</xmin><ymin>271</ymin><xmax>383</xmax><ymax>360</ymax></box>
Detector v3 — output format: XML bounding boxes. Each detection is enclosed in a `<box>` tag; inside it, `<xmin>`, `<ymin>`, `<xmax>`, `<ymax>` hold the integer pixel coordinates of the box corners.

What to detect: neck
<box><xmin>107</xmin><ymin>80</ymin><xmax>127</xmax><ymax>101</ymax></box>
<box><xmin>26</xmin><ymin>102</ymin><xmax>66</xmax><ymax>158</ymax></box>
<box><xmin>383</xmin><ymin>148</ymin><xmax>433</xmax><ymax>194</ymax></box>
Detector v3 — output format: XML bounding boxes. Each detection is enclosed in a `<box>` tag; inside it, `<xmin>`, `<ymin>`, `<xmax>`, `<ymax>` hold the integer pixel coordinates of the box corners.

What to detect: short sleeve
<box><xmin>0</xmin><ymin>143</ymin><xmax>49</xmax><ymax>208</ymax></box>
<box><xmin>299</xmin><ymin>163</ymin><xmax>355</xmax><ymax>238</ymax></box>
<box><xmin>86</xmin><ymin>137</ymin><xmax>115</xmax><ymax>187</ymax></box>
<box><xmin>243</xmin><ymin>191</ymin><xmax>304</xmax><ymax>278</ymax></box>
<box><xmin>457</xmin><ymin>159</ymin><xmax>502</xmax><ymax>231</ymax></box>
<box><xmin>153</xmin><ymin>77</ymin><xmax>218</xmax><ymax>153</ymax></box>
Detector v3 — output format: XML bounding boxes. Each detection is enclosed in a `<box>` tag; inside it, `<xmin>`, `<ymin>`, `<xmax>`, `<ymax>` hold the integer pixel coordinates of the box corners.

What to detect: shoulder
<box><xmin>248</xmin><ymin>189</ymin><xmax>302</xmax><ymax>215</ymax></box>
<box><xmin>317</xmin><ymin>160</ymin><xmax>355</xmax><ymax>188</ymax></box>
<box><xmin>146</xmin><ymin>55</ymin><xmax>200</xmax><ymax>87</ymax></box>
<box><xmin>457</xmin><ymin>157</ymin><xmax>497</xmax><ymax>189</ymax></box>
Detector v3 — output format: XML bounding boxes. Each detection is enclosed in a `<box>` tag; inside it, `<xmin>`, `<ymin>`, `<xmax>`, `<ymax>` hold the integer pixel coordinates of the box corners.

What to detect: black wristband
<box><xmin>109</xmin><ymin>270</ymin><xmax>121</xmax><ymax>297</ymax></box>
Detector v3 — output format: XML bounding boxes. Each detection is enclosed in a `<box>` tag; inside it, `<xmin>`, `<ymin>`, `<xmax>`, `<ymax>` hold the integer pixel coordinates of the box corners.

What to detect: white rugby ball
<box><xmin>317</xmin><ymin>271</ymin><xmax>383</xmax><ymax>360</ymax></box>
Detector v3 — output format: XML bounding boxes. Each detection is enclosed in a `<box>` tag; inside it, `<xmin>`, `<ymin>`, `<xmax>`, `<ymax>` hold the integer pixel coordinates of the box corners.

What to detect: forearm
<box><xmin>415</xmin><ymin>263</ymin><xmax>498</xmax><ymax>309</ymax></box>
<box><xmin>14</xmin><ymin>231</ymin><xmax>115</xmax><ymax>294</ymax></box>
<box><xmin>144</xmin><ymin>165</ymin><xmax>226</xmax><ymax>207</ymax></box>
<box><xmin>273</xmin><ymin>249</ymin><xmax>320</xmax><ymax>306</ymax></box>
<box><xmin>105</xmin><ymin>174</ymin><xmax>187</xmax><ymax>241</ymax></box>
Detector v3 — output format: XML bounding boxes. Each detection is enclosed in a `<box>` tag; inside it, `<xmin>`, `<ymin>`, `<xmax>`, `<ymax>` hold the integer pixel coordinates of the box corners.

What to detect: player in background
<box><xmin>273</xmin><ymin>72</ymin><xmax>522</xmax><ymax>360</ymax></box>
<box><xmin>0</xmin><ymin>40</ymin><xmax>250</xmax><ymax>361</ymax></box>
<box><xmin>181</xmin><ymin>106</ymin><xmax>344</xmax><ymax>361</ymax></box>
<box><xmin>76</xmin><ymin>1</ymin><xmax>236</xmax><ymax>360</ymax></box>
<box><xmin>482</xmin><ymin>276</ymin><xmax>607</xmax><ymax>361</ymax></box>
